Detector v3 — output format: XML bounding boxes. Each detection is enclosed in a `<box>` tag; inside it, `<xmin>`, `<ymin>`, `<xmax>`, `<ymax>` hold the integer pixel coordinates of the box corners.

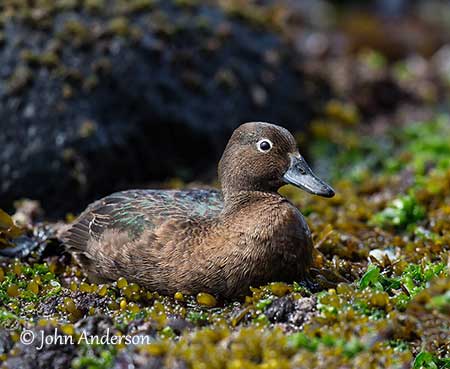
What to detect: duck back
<box><xmin>64</xmin><ymin>189</ymin><xmax>223</xmax><ymax>249</ymax></box>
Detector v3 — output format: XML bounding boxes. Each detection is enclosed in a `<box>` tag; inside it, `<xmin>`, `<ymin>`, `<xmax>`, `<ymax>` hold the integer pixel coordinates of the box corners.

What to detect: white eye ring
<box><xmin>257</xmin><ymin>139</ymin><xmax>273</xmax><ymax>153</ymax></box>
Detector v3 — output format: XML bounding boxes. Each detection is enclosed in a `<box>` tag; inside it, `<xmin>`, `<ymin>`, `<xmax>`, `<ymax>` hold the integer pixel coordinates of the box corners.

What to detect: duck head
<box><xmin>219</xmin><ymin>122</ymin><xmax>335</xmax><ymax>199</ymax></box>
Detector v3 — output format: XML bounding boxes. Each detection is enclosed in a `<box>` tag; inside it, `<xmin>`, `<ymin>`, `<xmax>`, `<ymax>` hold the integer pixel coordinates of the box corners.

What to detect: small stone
<box><xmin>79</xmin><ymin>282</ymin><xmax>91</xmax><ymax>293</ymax></box>
<box><xmin>117</xmin><ymin>277</ymin><xmax>128</xmax><ymax>289</ymax></box>
<box><xmin>7</xmin><ymin>284</ymin><xmax>20</xmax><ymax>297</ymax></box>
<box><xmin>269</xmin><ymin>282</ymin><xmax>291</xmax><ymax>297</ymax></box>
<box><xmin>27</xmin><ymin>280</ymin><xmax>39</xmax><ymax>294</ymax></box>
<box><xmin>196</xmin><ymin>292</ymin><xmax>217</xmax><ymax>307</ymax></box>
<box><xmin>64</xmin><ymin>298</ymin><xmax>78</xmax><ymax>314</ymax></box>
<box><xmin>174</xmin><ymin>292</ymin><xmax>185</xmax><ymax>302</ymax></box>
<box><xmin>119</xmin><ymin>299</ymin><xmax>127</xmax><ymax>310</ymax></box>
<box><xmin>97</xmin><ymin>284</ymin><xmax>108</xmax><ymax>297</ymax></box>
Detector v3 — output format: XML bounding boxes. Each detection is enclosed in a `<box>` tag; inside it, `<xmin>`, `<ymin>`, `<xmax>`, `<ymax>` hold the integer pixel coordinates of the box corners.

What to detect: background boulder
<box><xmin>0</xmin><ymin>0</ymin><xmax>328</xmax><ymax>216</ymax></box>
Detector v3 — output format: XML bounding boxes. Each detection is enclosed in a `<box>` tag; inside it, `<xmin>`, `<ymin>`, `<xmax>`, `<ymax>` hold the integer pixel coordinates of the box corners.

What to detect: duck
<box><xmin>62</xmin><ymin>122</ymin><xmax>335</xmax><ymax>299</ymax></box>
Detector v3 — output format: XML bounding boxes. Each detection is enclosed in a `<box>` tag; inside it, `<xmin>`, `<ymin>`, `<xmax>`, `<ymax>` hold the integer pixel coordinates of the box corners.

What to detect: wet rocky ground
<box><xmin>1</xmin><ymin>1</ymin><xmax>450</xmax><ymax>368</ymax></box>
<box><xmin>1</xmin><ymin>114</ymin><xmax>449</xmax><ymax>368</ymax></box>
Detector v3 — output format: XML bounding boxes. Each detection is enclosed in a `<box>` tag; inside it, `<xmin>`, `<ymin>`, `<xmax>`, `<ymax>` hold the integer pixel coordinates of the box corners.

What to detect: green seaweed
<box><xmin>370</xmin><ymin>194</ymin><xmax>426</xmax><ymax>229</ymax></box>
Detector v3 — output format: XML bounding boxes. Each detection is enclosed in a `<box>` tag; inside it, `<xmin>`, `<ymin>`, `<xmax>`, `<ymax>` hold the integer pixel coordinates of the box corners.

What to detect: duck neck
<box><xmin>221</xmin><ymin>189</ymin><xmax>282</xmax><ymax>214</ymax></box>
<box><xmin>218</xmin><ymin>154</ymin><xmax>281</xmax><ymax>206</ymax></box>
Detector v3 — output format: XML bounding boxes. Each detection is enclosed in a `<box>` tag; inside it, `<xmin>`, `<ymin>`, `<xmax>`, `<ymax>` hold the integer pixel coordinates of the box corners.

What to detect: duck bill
<box><xmin>283</xmin><ymin>154</ymin><xmax>335</xmax><ymax>198</ymax></box>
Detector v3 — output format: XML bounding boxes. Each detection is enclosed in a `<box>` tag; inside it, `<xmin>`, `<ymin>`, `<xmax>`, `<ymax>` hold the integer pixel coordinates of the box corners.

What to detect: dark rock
<box><xmin>264</xmin><ymin>296</ymin><xmax>317</xmax><ymax>329</ymax></box>
<box><xmin>0</xmin><ymin>330</ymin><xmax>14</xmax><ymax>355</ymax></box>
<box><xmin>287</xmin><ymin>296</ymin><xmax>317</xmax><ymax>327</ymax></box>
<box><xmin>112</xmin><ymin>351</ymin><xmax>136</xmax><ymax>369</ymax></box>
<box><xmin>36</xmin><ymin>291</ymin><xmax>111</xmax><ymax>317</ymax></box>
<box><xmin>126</xmin><ymin>317</ymin><xmax>157</xmax><ymax>337</ymax></box>
<box><xmin>113</xmin><ymin>350</ymin><xmax>168</xmax><ymax>369</ymax></box>
<box><xmin>75</xmin><ymin>315</ymin><xmax>116</xmax><ymax>337</ymax></box>
<box><xmin>265</xmin><ymin>296</ymin><xmax>295</xmax><ymax>323</ymax></box>
<box><xmin>112</xmin><ymin>350</ymin><xmax>169</xmax><ymax>369</ymax></box>
<box><xmin>0</xmin><ymin>1</ymin><xmax>329</xmax><ymax>217</ymax></box>
<box><xmin>352</xmin><ymin>78</ymin><xmax>414</xmax><ymax>117</ymax></box>
<box><xmin>3</xmin><ymin>326</ymin><xmax>76</xmax><ymax>369</ymax></box>
<box><xmin>0</xmin><ymin>224</ymin><xmax>56</xmax><ymax>258</ymax></box>
<box><xmin>167</xmin><ymin>318</ymin><xmax>194</xmax><ymax>335</ymax></box>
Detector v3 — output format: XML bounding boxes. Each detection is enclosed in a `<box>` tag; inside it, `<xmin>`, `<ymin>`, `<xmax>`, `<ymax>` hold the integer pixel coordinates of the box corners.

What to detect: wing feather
<box><xmin>62</xmin><ymin>189</ymin><xmax>223</xmax><ymax>252</ymax></box>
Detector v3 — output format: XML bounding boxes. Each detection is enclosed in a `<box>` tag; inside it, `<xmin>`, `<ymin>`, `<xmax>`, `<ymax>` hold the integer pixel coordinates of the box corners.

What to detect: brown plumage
<box><xmin>62</xmin><ymin>122</ymin><xmax>335</xmax><ymax>298</ymax></box>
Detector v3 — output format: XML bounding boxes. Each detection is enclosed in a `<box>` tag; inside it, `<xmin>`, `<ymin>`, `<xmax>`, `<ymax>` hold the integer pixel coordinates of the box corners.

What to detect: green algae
<box><xmin>413</xmin><ymin>351</ymin><xmax>450</xmax><ymax>369</ymax></box>
<box><xmin>370</xmin><ymin>194</ymin><xmax>426</xmax><ymax>229</ymax></box>
<box><xmin>72</xmin><ymin>343</ymin><xmax>116</xmax><ymax>369</ymax></box>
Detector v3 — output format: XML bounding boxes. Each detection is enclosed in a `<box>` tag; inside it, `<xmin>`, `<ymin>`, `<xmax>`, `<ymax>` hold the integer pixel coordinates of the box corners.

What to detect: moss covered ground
<box><xmin>1</xmin><ymin>108</ymin><xmax>449</xmax><ymax>368</ymax></box>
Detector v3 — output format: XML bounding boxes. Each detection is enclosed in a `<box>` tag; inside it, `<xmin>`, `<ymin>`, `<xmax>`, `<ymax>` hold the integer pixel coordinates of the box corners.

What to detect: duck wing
<box><xmin>62</xmin><ymin>189</ymin><xmax>223</xmax><ymax>252</ymax></box>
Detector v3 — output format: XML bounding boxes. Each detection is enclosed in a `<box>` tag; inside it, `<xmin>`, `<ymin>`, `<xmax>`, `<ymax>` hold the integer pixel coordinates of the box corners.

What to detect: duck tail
<box><xmin>61</xmin><ymin>218</ymin><xmax>91</xmax><ymax>253</ymax></box>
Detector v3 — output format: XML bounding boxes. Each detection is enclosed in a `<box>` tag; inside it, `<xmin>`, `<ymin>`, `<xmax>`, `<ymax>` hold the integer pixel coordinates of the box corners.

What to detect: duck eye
<box><xmin>257</xmin><ymin>139</ymin><xmax>273</xmax><ymax>153</ymax></box>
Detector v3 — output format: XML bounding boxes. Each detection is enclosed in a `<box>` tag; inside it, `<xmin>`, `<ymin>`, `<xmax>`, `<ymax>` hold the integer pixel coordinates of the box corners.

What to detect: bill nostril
<box><xmin>295</xmin><ymin>164</ymin><xmax>306</xmax><ymax>175</ymax></box>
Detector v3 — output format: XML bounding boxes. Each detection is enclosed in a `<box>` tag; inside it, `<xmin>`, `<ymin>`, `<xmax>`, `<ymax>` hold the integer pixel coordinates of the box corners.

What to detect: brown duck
<box><xmin>63</xmin><ymin>122</ymin><xmax>334</xmax><ymax>298</ymax></box>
